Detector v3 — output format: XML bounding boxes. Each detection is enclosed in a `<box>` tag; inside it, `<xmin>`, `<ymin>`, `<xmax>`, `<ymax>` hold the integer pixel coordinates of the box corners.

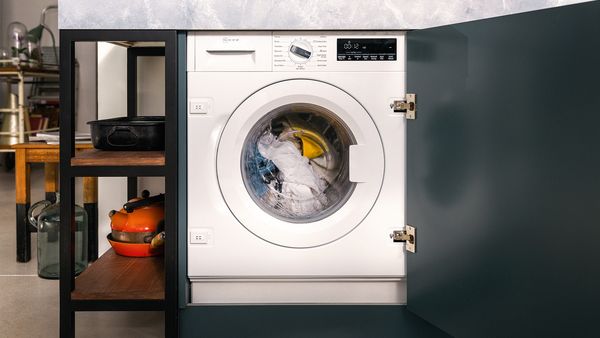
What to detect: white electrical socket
<box><xmin>189</xmin><ymin>99</ymin><xmax>211</xmax><ymax>114</ymax></box>
<box><xmin>190</xmin><ymin>229</ymin><xmax>213</xmax><ymax>244</ymax></box>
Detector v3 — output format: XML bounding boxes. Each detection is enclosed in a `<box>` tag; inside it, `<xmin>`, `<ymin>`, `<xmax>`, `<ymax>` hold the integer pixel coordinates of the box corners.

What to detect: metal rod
<box><xmin>24</xmin><ymin>127</ymin><xmax>60</xmax><ymax>134</ymax></box>
<box><xmin>17</xmin><ymin>73</ymin><xmax>25</xmax><ymax>143</ymax></box>
<box><xmin>0</xmin><ymin>127</ymin><xmax>60</xmax><ymax>136</ymax></box>
<box><xmin>0</xmin><ymin>71</ymin><xmax>59</xmax><ymax>78</ymax></box>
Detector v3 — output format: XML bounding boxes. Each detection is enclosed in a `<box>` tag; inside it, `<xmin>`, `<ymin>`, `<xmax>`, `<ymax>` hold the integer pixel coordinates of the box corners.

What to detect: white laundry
<box><xmin>280</xmin><ymin>182</ymin><xmax>327</xmax><ymax>216</ymax></box>
<box><xmin>257</xmin><ymin>132</ymin><xmax>328</xmax><ymax>217</ymax></box>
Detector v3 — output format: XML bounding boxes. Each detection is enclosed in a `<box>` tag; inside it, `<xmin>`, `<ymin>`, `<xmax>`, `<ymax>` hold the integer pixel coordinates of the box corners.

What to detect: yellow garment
<box><xmin>284</xmin><ymin>117</ymin><xmax>329</xmax><ymax>159</ymax></box>
<box><xmin>298</xmin><ymin>134</ymin><xmax>324</xmax><ymax>159</ymax></box>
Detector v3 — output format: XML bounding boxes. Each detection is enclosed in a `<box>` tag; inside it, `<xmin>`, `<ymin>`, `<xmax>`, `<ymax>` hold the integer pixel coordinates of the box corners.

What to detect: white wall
<box><xmin>96</xmin><ymin>42</ymin><xmax>127</xmax><ymax>254</ymax></box>
<box><xmin>136</xmin><ymin>56</ymin><xmax>165</xmax><ymax>197</ymax></box>
<box><xmin>96</xmin><ymin>43</ymin><xmax>165</xmax><ymax>254</ymax></box>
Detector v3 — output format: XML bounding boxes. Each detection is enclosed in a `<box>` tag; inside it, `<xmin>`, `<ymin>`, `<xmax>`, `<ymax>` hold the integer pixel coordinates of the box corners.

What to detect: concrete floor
<box><xmin>0</xmin><ymin>163</ymin><xmax>164</xmax><ymax>338</ymax></box>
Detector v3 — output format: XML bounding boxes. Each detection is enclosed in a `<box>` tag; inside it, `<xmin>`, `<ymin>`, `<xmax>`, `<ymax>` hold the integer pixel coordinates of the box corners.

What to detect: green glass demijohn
<box><xmin>28</xmin><ymin>193</ymin><xmax>88</xmax><ymax>279</ymax></box>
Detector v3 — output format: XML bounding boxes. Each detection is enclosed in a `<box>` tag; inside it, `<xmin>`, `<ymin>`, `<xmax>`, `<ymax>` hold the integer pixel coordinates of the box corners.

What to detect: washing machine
<box><xmin>187</xmin><ymin>31</ymin><xmax>408</xmax><ymax>304</ymax></box>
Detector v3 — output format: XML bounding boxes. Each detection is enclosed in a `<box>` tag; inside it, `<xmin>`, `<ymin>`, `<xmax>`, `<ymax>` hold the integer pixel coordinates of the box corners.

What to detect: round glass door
<box><xmin>217</xmin><ymin>79</ymin><xmax>384</xmax><ymax>248</ymax></box>
<box><xmin>242</xmin><ymin>103</ymin><xmax>355</xmax><ymax>223</ymax></box>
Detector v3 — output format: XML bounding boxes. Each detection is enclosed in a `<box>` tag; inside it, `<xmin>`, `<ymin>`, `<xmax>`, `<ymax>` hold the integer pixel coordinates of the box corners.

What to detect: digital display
<box><xmin>336</xmin><ymin>38</ymin><xmax>397</xmax><ymax>61</ymax></box>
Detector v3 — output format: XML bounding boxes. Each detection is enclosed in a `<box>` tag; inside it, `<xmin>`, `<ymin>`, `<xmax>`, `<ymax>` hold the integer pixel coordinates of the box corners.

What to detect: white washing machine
<box><xmin>187</xmin><ymin>31</ymin><xmax>408</xmax><ymax>304</ymax></box>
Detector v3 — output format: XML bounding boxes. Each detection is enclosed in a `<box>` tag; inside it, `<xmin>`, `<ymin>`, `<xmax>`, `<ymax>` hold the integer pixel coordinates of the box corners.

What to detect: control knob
<box><xmin>288</xmin><ymin>39</ymin><xmax>313</xmax><ymax>64</ymax></box>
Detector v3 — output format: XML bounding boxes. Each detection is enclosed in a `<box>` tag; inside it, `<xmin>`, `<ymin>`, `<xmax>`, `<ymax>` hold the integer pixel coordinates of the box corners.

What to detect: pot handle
<box><xmin>106</xmin><ymin>126</ymin><xmax>139</xmax><ymax>147</ymax></box>
<box><xmin>28</xmin><ymin>200</ymin><xmax>52</xmax><ymax>228</ymax></box>
<box><xmin>123</xmin><ymin>193</ymin><xmax>165</xmax><ymax>213</ymax></box>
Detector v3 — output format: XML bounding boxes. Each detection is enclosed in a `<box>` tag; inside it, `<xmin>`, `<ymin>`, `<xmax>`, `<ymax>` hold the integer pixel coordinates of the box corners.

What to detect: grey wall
<box><xmin>58</xmin><ymin>0</ymin><xmax>590</xmax><ymax>30</ymax></box>
<box><xmin>1</xmin><ymin>0</ymin><xmax>96</xmax><ymax>132</ymax></box>
<box><xmin>1</xmin><ymin>0</ymin><xmax>58</xmax><ymax>47</ymax></box>
<box><xmin>1</xmin><ymin>0</ymin><xmax>60</xmax><ymax>113</ymax></box>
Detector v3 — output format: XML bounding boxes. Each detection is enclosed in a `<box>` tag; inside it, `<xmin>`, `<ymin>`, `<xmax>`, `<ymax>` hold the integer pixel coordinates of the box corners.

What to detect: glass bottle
<box><xmin>28</xmin><ymin>193</ymin><xmax>88</xmax><ymax>279</ymax></box>
<box><xmin>26</xmin><ymin>39</ymin><xmax>40</xmax><ymax>68</ymax></box>
<box><xmin>0</xmin><ymin>47</ymin><xmax>10</xmax><ymax>66</ymax></box>
<box><xmin>7</xmin><ymin>22</ymin><xmax>28</xmax><ymax>66</ymax></box>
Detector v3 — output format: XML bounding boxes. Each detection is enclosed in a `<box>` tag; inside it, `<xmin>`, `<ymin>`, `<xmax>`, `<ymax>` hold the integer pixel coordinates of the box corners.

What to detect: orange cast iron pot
<box><xmin>108</xmin><ymin>190</ymin><xmax>165</xmax><ymax>257</ymax></box>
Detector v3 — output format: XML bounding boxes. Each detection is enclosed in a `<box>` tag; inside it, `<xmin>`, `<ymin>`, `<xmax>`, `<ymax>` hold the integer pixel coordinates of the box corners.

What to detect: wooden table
<box><xmin>12</xmin><ymin>143</ymin><xmax>98</xmax><ymax>263</ymax></box>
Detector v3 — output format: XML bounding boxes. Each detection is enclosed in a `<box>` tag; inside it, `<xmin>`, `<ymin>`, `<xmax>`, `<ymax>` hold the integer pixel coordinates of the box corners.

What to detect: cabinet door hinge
<box><xmin>390</xmin><ymin>225</ymin><xmax>416</xmax><ymax>253</ymax></box>
<box><xmin>391</xmin><ymin>93</ymin><xmax>416</xmax><ymax>120</ymax></box>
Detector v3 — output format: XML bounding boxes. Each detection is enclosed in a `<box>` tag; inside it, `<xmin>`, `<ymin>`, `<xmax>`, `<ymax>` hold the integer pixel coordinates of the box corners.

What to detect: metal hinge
<box><xmin>390</xmin><ymin>225</ymin><xmax>416</xmax><ymax>253</ymax></box>
<box><xmin>390</xmin><ymin>93</ymin><xmax>416</xmax><ymax>120</ymax></box>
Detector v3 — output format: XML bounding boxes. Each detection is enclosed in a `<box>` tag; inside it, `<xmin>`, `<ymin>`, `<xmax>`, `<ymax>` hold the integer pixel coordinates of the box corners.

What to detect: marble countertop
<box><xmin>59</xmin><ymin>0</ymin><xmax>589</xmax><ymax>30</ymax></box>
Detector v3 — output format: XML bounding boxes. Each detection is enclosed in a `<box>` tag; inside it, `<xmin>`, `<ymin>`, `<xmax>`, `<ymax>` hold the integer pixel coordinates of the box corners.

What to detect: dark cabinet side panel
<box><xmin>180</xmin><ymin>305</ymin><xmax>450</xmax><ymax>338</ymax></box>
<box><xmin>406</xmin><ymin>2</ymin><xmax>600</xmax><ymax>337</ymax></box>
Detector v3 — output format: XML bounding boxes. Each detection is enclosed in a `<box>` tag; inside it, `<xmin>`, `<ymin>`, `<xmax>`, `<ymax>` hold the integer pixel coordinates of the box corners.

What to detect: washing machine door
<box><xmin>217</xmin><ymin>79</ymin><xmax>384</xmax><ymax>248</ymax></box>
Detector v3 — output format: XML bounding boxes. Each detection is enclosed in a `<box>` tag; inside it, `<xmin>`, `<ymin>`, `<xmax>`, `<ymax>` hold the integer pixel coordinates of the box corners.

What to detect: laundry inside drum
<box><xmin>242</xmin><ymin>103</ymin><xmax>356</xmax><ymax>223</ymax></box>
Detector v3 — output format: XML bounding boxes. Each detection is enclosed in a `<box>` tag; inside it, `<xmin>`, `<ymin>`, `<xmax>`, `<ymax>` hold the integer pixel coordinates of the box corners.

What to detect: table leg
<box><xmin>15</xmin><ymin>148</ymin><xmax>31</xmax><ymax>262</ymax></box>
<box><xmin>44</xmin><ymin>163</ymin><xmax>58</xmax><ymax>203</ymax></box>
<box><xmin>17</xmin><ymin>73</ymin><xmax>25</xmax><ymax>143</ymax></box>
<box><xmin>83</xmin><ymin>177</ymin><xmax>98</xmax><ymax>262</ymax></box>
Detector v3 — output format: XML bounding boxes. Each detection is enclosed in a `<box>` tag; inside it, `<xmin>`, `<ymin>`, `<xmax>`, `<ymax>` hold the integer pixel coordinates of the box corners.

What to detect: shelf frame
<box><xmin>59</xmin><ymin>29</ymin><xmax>179</xmax><ymax>338</ymax></box>
<box><xmin>68</xmin><ymin>165</ymin><xmax>166</xmax><ymax>178</ymax></box>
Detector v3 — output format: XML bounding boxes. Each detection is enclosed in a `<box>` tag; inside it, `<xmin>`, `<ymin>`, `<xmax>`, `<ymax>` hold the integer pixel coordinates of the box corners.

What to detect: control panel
<box><xmin>272</xmin><ymin>32</ymin><xmax>404</xmax><ymax>72</ymax></box>
<box><xmin>189</xmin><ymin>31</ymin><xmax>405</xmax><ymax>72</ymax></box>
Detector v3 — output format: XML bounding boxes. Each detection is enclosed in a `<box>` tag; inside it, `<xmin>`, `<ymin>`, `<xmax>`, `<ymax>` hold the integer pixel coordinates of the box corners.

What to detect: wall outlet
<box><xmin>189</xmin><ymin>99</ymin><xmax>212</xmax><ymax>114</ymax></box>
<box><xmin>190</xmin><ymin>229</ymin><xmax>213</xmax><ymax>244</ymax></box>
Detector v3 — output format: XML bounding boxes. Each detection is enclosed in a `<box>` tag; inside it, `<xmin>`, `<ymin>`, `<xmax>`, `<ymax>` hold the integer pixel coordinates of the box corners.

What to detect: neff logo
<box><xmin>223</xmin><ymin>37</ymin><xmax>240</xmax><ymax>43</ymax></box>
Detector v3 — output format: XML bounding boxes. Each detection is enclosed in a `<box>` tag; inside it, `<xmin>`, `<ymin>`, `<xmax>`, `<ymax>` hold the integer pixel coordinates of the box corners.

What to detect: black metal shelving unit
<box><xmin>59</xmin><ymin>30</ymin><xmax>179</xmax><ymax>338</ymax></box>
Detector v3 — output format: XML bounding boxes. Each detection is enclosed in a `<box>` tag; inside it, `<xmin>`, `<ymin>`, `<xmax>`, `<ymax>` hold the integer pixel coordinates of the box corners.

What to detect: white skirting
<box><xmin>190</xmin><ymin>278</ymin><xmax>406</xmax><ymax>305</ymax></box>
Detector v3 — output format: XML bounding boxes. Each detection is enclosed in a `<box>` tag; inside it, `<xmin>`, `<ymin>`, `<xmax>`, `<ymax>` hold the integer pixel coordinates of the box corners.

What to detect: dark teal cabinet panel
<box><xmin>180</xmin><ymin>305</ymin><xmax>449</xmax><ymax>338</ymax></box>
<box><xmin>406</xmin><ymin>2</ymin><xmax>600</xmax><ymax>337</ymax></box>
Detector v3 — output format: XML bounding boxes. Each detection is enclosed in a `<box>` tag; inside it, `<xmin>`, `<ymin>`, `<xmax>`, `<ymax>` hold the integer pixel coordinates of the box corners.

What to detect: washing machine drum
<box><xmin>217</xmin><ymin>79</ymin><xmax>384</xmax><ymax>248</ymax></box>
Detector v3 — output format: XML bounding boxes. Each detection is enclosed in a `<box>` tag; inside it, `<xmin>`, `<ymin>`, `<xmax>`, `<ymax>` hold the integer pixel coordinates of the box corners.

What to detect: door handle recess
<box><xmin>349</xmin><ymin>144</ymin><xmax>376</xmax><ymax>183</ymax></box>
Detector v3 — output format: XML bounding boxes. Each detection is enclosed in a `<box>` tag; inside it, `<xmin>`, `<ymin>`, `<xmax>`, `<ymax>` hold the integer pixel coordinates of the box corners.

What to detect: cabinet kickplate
<box><xmin>390</xmin><ymin>225</ymin><xmax>416</xmax><ymax>253</ymax></box>
<box><xmin>391</xmin><ymin>93</ymin><xmax>416</xmax><ymax>120</ymax></box>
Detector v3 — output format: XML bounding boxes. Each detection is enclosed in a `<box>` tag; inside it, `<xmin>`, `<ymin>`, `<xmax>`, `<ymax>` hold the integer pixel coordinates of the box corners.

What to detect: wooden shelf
<box><xmin>72</xmin><ymin>249</ymin><xmax>164</xmax><ymax>302</ymax></box>
<box><xmin>71</xmin><ymin>149</ymin><xmax>165</xmax><ymax>166</ymax></box>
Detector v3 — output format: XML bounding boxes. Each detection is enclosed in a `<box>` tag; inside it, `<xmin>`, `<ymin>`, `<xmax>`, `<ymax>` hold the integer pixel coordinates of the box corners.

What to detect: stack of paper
<box><xmin>29</xmin><ymin>132</ymin><xmax>92</xmax><ymax>144</ymax></box>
